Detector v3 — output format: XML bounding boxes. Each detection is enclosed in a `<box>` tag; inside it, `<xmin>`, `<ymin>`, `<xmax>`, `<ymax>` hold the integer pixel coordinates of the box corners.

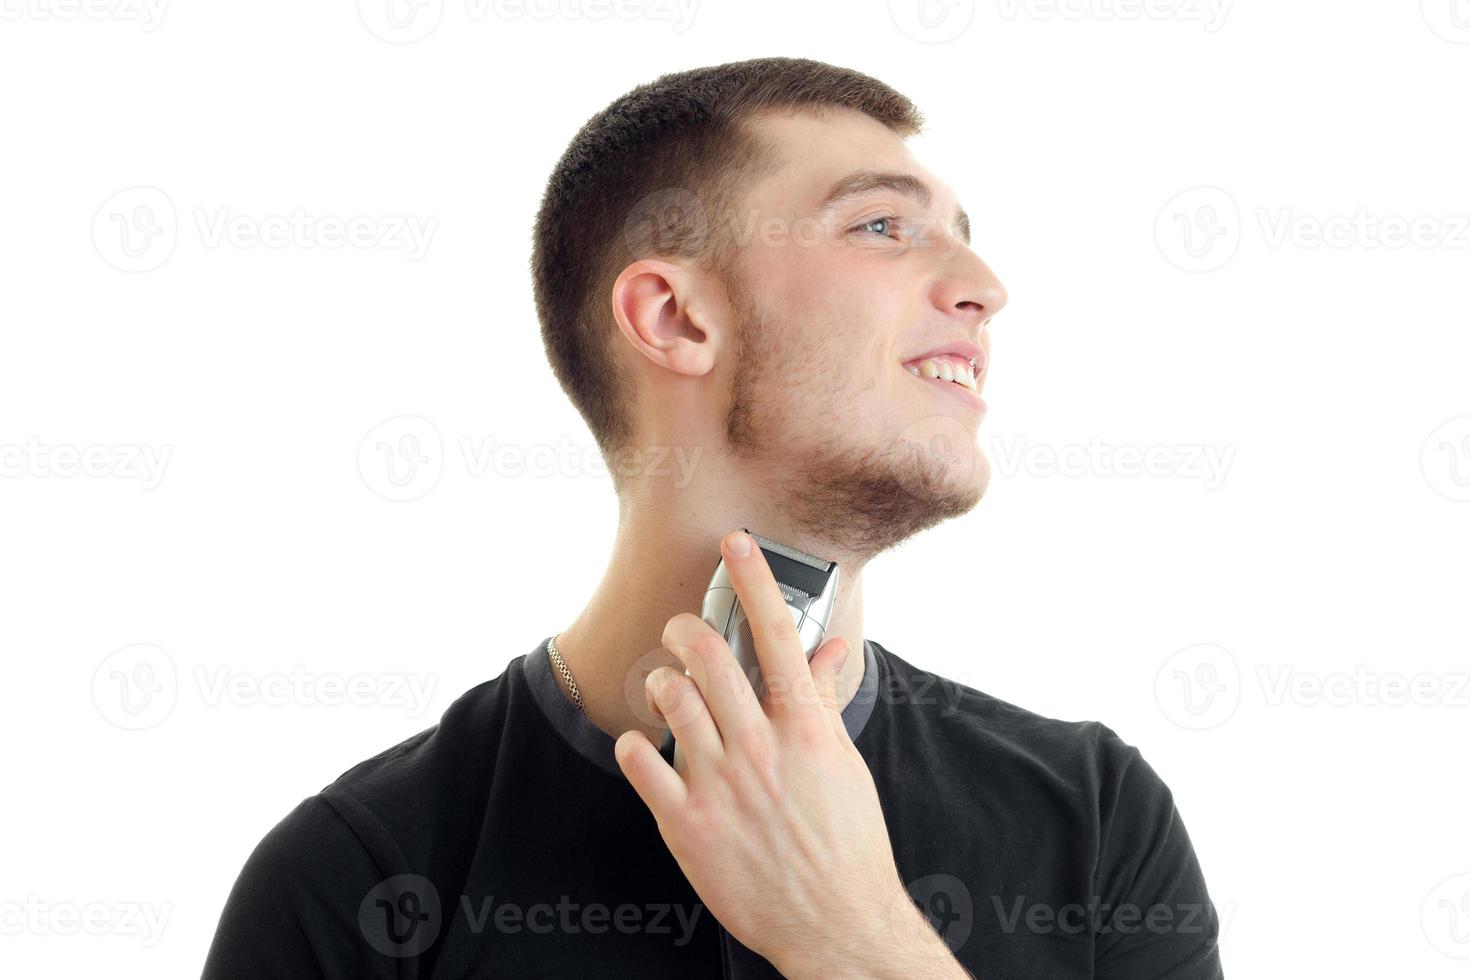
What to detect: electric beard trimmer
<box><xmin>658</xmin><ymin>529</ymin><xmax>841</xmax><ymax>767</ymax></box>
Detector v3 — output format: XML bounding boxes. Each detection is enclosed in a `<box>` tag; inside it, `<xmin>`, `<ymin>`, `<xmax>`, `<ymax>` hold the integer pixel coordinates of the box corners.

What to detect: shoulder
<box><xmin>242</xmin><ymin>654</ymin><xmax>528</xmax><ymax>885</ymax></box>
<box><xmin>867</xmin><ymin>641</ymin><xmax>1222</xmax><ymax>977</ymax></box>
<box><xmin>864</xmin><ymin>639</ymin><xmax>1187</xmax><ymax>851</ymax></box>
<box><xmin>202</xmin><ymin>793</ymin><xmax>395</xmax><ymax>977</ymax></box>
<box><xmin>868</xmin><ymin>639</ymin><xmax>1146</xmax><ymax>793</ymax></box>
<box><xmin>317</xmin><ymin>656</ymin><xmax>525</xmax><ymax>845</ymax></box>
<box><xmin>228</xmin><ymin>653</ymin><xmax>525</xmax><ymax>877</ymax></box>
<box><xmin>204</xmin><ymin>658</ymin><xmax>529</xmax><ymax>976</ymax></box>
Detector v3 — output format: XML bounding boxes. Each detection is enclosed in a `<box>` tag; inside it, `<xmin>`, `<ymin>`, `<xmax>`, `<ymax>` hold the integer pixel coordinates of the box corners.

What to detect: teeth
<box><xmin>905</xmin><ymin>357</ymin><xmax>979</xmax><ymax>393</ymax></box>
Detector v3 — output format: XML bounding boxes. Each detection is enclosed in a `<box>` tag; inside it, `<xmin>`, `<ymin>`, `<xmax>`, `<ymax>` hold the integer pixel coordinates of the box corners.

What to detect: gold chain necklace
<box><xmin>545</xmin><ymin>633</ymin><xmax>587</xmax><ymax>716</ymax></box>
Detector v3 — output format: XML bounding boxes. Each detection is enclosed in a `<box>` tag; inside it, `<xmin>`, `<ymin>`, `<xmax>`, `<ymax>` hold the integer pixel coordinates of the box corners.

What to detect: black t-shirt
<box><xmin>202</xmin><ymin>636</ymin><xmax>1224</xmax><ymax>979</ymax></box>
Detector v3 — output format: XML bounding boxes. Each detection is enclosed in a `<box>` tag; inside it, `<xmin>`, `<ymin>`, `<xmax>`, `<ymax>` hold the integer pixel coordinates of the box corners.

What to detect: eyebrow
<box><xmin>816</xmin><ymin>168</ymin><xmax>971</xmax><ymax>246</ymax></box>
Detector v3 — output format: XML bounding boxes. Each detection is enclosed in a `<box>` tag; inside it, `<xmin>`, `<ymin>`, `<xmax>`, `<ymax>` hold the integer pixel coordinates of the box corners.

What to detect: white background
<box><xmin>2</xmin><ymin>1</ymin><xmax>1468</xmax><ymax>977</ymax></box>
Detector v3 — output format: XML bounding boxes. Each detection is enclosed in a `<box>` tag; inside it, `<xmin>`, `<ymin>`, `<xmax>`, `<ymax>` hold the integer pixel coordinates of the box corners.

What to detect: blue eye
<box><xmin>854</xmin><ymin>214</ymin><xmax>903</xmax><ymax>238</ymax></box>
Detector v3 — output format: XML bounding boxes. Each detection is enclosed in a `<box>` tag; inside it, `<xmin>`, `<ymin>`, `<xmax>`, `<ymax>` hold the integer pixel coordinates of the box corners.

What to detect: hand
<box><xmin>613</xmin><ymin>530</ymin><xmax>965</xmax><ymax>979</ymax></box>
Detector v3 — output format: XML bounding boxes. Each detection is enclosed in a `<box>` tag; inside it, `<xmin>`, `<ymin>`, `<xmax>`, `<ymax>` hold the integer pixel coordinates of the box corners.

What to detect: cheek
<box><xmin>745</xmin><ymin>246</ymin><xmax>911</xmax><ymax>403</ymax></box>
<box><xmin>767</xmin><ymin>238</ymin><xmax>904</xmax><ymax>313</ymax></box>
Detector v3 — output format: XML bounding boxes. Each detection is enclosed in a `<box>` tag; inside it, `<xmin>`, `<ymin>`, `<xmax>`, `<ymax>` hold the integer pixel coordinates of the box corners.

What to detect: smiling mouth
<box><xmin>900</xmin><ymin>354</ymin><xmax>982</xmax><ymax>394</ymax></box>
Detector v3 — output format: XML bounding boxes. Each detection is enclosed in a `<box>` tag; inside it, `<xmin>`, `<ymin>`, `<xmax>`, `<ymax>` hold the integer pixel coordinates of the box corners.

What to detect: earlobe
<box><xmin>610</xmin><ymin>259</ymin><xmax>722</xmax><ymax>378</ymax></box>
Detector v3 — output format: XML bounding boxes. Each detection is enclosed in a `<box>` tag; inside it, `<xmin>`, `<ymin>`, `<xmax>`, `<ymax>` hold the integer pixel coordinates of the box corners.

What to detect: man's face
<box><xmin>717</xmin><ymin>108</ymin><xmax>1008</xmax><ymax>555</ymax></box>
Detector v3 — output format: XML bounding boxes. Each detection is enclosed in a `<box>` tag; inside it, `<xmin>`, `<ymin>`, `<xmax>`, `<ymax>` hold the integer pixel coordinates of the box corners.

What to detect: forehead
<box><xmin>738</xmin><ymin>107</ymin><xmax>956</xmax><ymax>215</ymax></box>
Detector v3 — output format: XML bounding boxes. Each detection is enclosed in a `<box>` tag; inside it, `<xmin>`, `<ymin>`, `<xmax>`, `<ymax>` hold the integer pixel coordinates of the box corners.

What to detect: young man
<box><xmin>204</xmin><ymin>57</ymin><xmax>1224</xmax><ymax>978</ymax></box>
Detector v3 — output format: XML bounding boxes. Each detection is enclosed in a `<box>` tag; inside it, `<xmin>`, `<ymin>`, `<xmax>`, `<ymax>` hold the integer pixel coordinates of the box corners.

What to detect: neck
<box><xmin>552</xmin><ymin>501</ymin><xmax>869</xmax><ymax>744</ymax></box>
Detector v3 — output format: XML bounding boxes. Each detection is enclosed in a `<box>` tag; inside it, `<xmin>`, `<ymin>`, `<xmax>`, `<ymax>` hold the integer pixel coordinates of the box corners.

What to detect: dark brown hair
<box><xmin>529</xmin><ymin>57</ymin><xmax>925</xmax><ymax>475</ymax></box>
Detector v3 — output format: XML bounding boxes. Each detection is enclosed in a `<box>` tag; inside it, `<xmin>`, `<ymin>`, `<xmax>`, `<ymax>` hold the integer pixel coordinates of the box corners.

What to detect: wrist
<box><xmin>775</xmin><ymin>900</ymin><xmax>969</xmax><ymax>980</ymax></box>
<box><xmin>868</xmin><ymin>902</ymin><xmax>970</xmax><ymax>980</ymax></box>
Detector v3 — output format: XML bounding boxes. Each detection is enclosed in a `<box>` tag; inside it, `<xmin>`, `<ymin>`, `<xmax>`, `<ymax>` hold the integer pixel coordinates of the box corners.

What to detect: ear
<box><xmin>609</xmin><ymin>259</ymin><xmax>725</xmax><ymax>379</ymax></box>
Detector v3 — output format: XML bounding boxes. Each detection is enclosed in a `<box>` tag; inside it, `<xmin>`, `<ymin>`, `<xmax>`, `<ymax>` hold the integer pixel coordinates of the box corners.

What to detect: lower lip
<box><xmin>905</xmin><ymin>368</ymin><xmax>987</xmax><ymax>412</ymax></box>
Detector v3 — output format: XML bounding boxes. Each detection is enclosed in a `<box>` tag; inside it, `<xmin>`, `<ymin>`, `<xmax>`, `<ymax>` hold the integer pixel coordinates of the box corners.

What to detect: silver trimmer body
<box><xmin>659</xmin><ymin>529</ymin><xmax>841</xmax><ymax>766</ymax></box>
<box><xmin>700</xmin><ymin>528</ymin><xmax>841</xmax><ymax>700</ymax></box>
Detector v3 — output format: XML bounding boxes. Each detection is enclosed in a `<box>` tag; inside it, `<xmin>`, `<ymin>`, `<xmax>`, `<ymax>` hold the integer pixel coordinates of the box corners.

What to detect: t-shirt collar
<box><xmin>522</xmin><ymin>634</ymin><xmax>881</xmax><ymax>778</ymax></box>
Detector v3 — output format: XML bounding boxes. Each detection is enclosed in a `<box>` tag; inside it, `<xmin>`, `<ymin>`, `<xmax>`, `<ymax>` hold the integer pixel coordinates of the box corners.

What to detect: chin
<box><xmin>895</xmin><ymin>410</ymin><xmax>987</xmax><ymax>488</ymax></box>
<box><xmin>928</xmin><ymin>446</ymin><xmax>990</xmax><ymax>516</ymax></box>
<box><xmin>958</xmin><ymin>452</ymin><xmax>991</xmax><ymax>507</ymax></box>
<box><xmin>778</xmin><ymin>425</ymin><xmax>990</xmax><ymax>556</ymax></box>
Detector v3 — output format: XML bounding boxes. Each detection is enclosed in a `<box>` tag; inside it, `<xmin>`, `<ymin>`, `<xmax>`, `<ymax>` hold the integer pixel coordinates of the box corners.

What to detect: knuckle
<box><xmin>661</xmin><ymin>612</ymin><xmax>698</xmax><ymax>647</ymax></box>
<box><xmin>689</xmin><ymin>631</ymin><xmax>727</xmax><ymax>659</ymax></box>
<box><xmin>737</xmin><ymin>731</ymin><xmax>777</xmax><ymax>777</ymax></box>
<box><xmin>687</xmin><ymin>636</ymin><xmax>729</xmax><ymax>679</ymax></box>
<box><xmin>764</xmin><ymin>618</ymin><xmax>801</xmax><ymax>648</ymax></box>
<box><xmin>791</xmin><ymin>712</ymin><xmax>831</xmax><ymax>748</ymax></box>
<box><xmin>644</xmin><ymin>665</ymin><xmax>673</xmax><ymax>700</ymax></box>
<box><xmin>661</xmin><ymin>674</ymin><xmax>706</xmax><ymax>725</ymax></box>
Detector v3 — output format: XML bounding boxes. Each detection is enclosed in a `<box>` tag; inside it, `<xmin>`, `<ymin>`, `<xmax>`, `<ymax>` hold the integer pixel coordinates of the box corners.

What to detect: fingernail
<box><xmin>726</xmin><ymin>530</ymin><xmax>752</xmax><ymax>558</ymax></box>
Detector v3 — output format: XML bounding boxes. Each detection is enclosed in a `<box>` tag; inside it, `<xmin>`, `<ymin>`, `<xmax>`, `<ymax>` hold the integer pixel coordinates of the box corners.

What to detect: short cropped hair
<box><xmin>529</xmin><ymin>57</ymin><xmax>924</xmax><ymax>473</ymax></box>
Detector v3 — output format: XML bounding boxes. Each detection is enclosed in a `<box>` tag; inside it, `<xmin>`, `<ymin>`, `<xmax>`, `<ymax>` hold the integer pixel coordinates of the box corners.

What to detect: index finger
<box><xmin>719</xmin><ymin>529</ymin><xmax>813</xmax><ymax>714</ymax></box>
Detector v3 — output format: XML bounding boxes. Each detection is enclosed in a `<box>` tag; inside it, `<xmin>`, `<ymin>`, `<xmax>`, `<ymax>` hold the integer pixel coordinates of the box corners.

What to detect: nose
<box><xmin>934</xmin><ymin>241</ymin><xmax>1007</xmax><ymax>330</ymax></box>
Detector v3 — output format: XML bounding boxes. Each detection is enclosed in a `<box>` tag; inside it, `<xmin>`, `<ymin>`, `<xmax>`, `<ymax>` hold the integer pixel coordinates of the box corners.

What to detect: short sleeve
<box><xmin>201</xmin><ymin>795</ymin><xmax>403</xmax><ymax>980</ymax></box>
<box><xmin>1091</xmin><ymin>734</ymin><xmax>1225</xmax><ymax>979</ymax></box>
